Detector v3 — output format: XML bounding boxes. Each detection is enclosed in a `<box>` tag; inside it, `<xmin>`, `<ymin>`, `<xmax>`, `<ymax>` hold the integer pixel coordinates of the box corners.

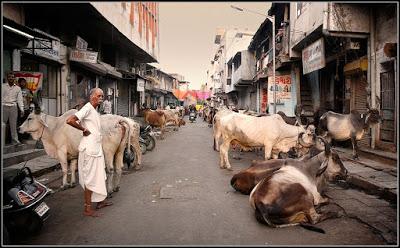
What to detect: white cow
<box><xmin>217</xmin><ymin>112</ymin><xmax>315</xmax><ymax>170</ymax></box>
<box><xmin>19</xmin><ymin>109</ymin><xmax>141</xmax><ymax>194</ymax></box>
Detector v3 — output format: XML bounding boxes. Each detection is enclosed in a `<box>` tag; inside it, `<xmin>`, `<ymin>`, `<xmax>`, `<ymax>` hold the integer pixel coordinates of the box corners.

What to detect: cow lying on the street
<box><xmin>19</xmin><ymin>109</ymin><xmax>141</xmax><ymax>194</ymax></box>
<box><xmin>216</xmin><ymin>111</ymin><xmax>316</xmax><ymax>170</ymax></box>
<box><xmin>162</xmin><ymin>109</ymin><xmax>183</xmax><ymax>131</ymax></box>
<box><xmin>249</xmin><ymin>137</ymin><xmax>348</xmax><ymax>233</ymax></box>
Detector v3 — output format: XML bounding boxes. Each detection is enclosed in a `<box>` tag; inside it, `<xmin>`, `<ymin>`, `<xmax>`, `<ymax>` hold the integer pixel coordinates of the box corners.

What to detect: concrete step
<box><xmin>3</xmin><ymin>149</ymin><xmax>47</xmax><ymax>168</ymax></box>
<box><xmin>3</xmin><ymin>143</ymin><xmax>37</xmax><ymax>154</ymax></box>
<box><xmin>359</xmin><ymin>147</ymin><xmax>397</xmax><ymax>165</ymax></box>
<box><xmin>3</xmin><ymin>154</ymin><xmax>60</xmax><ymax>178</ymax></box>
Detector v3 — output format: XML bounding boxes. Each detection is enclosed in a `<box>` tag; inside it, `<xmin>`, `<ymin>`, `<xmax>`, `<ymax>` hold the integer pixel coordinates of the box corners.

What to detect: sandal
<box><xmin>96</xmin><ymin>200</ymin><xmax>113</xmax><ymax>210</ymax></box>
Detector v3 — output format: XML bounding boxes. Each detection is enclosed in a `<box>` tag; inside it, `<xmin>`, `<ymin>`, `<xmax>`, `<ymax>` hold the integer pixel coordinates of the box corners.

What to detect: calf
<box><xmin>249</xmin><ymin>138</ymin><xmax>348</xmax><ymax>233</ymax></box>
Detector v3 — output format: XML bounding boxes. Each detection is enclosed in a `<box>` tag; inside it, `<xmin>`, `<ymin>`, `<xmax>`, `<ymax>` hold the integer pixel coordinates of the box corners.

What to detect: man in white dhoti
<box><xmin>66</xmin><ymin>88</ymin><xmax>113</xmax><ymax>217</ymax></box>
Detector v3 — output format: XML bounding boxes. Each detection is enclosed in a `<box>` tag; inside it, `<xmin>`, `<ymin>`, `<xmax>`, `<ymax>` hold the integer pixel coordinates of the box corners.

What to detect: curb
<box><xmin>31</xmin><ymin>163</ymin><xmax>61</xmax><ymax>178</ymax></box>
<box><xmin>345</xmin><ymin>174</ymin><xmax>397</xmax><ymax>204</ymax></box>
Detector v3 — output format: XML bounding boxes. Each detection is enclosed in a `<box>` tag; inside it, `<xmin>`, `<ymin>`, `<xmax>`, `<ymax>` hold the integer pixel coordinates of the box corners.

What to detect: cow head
<box><xmin>18</xmin><ymin>109</ymin><xmax>48</xmax><ymax>140</ymax></box>
<box><xmin>316</xmin><ymin>137</ymin><xmax>348</xmax><ymax>182</ymax></box>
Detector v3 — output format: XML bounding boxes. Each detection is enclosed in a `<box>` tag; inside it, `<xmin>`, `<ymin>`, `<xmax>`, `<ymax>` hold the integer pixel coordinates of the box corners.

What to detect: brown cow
<box><xmin>249</xmin><ymin>138</ymin><xmax>347</xmax><ymax>233</ymax></box>
<box><xmin>143</xmin><ymin>109</ymin><xmax>166</xmax><ymax>139</ymax></box>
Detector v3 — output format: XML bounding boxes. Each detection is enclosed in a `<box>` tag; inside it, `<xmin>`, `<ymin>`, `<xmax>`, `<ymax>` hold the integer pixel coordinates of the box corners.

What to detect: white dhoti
<box><xmin>78</xmin><ymin>151</ymin><xmax>107</xmax><ymax>202</ymax></box>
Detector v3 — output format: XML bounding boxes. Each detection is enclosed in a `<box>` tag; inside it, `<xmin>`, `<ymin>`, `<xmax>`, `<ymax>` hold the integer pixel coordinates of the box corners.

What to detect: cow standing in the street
<box><xmin>19</xmin><ymin>109</ymin><xmax>141</xmax><ymax>194</ymax></box>
<box><xmin>143</xmin><ymin>108</ymin><xmax>166</xmax><ymax>139</ymax></box>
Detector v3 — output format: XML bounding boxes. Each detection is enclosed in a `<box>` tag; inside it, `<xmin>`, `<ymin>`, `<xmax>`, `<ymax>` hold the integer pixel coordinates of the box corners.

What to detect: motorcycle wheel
<box><xmin>140</xmin><ymin>142</ymin><xmax>147</xmax><ymax>155</ymax></box>
<box><xmin>26</xmin><ymin>213</ymin><xmax>43</xmax><ymax>235</ymax></box>
<box><xmin>144</xmin><ymin>135</ymin><xmax>156</xmax><ymax>151</ymax></box>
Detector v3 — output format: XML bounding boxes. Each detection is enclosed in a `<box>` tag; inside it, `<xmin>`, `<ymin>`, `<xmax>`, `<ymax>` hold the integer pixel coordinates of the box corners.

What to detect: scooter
<box><xmin>189</xmin><ymin>111</ymin><xmax>197</xmax><ymax>123</ymax></box>
<box><xmin>3</xmin><ymin>165</ymin><xmax>51</xmax><ymax>244</ymax></box>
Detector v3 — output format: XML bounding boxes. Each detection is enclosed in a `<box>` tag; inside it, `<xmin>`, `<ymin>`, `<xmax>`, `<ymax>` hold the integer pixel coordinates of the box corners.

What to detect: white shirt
<box><xmin>75</xmin><ymin>102</ymin><xmax>103</xmax><ymax>157</ymax></box>
<box><xmin>102</xmin><ymin>100</ymin><xmax>112</xmax><ymax>114</ymax></box>
<box><xmin>2</xmin><ymin>83</ymin><xmax>24</xmax><ymax>111</ymax></box>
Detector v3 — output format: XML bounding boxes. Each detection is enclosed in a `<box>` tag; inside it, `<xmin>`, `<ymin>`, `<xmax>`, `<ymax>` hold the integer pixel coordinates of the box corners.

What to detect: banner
<box><xmin>302</xmin><ymin>37</ymin><xmax>325</xmax><ymax>74</ymax></box>
<box><xmin>268</xmin><ymin>74</ymin><xmax>292</xmax><ymax>103</ymax></box>
<box><xmin>11</xmin><ymin>71</ymin><xmax>43</xmax><ymax>93</ymax></box>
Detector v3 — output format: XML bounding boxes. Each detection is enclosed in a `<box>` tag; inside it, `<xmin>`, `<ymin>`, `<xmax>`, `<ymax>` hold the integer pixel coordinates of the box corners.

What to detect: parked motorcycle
<box><xmin>140</xmin><ymin>125</ymin><xmax>156</xmax><ymax>151</ymax></box>
<box><xmin>189</xmin><ymin>111</ymin><xmax>197</xmax><ymax>123</ymax></box>
<box><xmin>3</xmin><ymin>165</ymin><xmax>51</xmax><ymax>244</ymax></box>
<box><xmin>123</xmin><ymin>125</ymin><xmax>156</xmax><ymax>169</ymax></box>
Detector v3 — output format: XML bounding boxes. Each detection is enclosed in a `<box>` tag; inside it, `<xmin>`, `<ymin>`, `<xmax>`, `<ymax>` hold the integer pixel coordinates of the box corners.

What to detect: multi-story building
<box><xmin>209</xmin><ymin>28</ymin><xmax>255</xmax><ymax>106</ymax></box>
<box><xmin>288</xmin><ymin>2</ymin><xmax>397</xmax><ymax>152</ymax></box>
<box><xmin>3</xmin><ymin>2</ymin><xmax>160</xmax><ymax>117</ymax></box>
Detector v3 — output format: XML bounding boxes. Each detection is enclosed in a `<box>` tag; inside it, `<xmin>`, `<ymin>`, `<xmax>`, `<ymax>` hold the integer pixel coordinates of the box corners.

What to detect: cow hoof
<box><xmin>70</xmin><ymin>183</ymin><xmax>76</xmax><ymax>188</ymax></box>
<box><xmin>60</xmin><ymin>185</ymin><xmax>68</xmax><ymax>191</ymax></box>
<box><xmin>226</xmin><ymin>167</ymin><xmax>234</xmax><ymax>171</ymax></box>
<box><xmin>134</xmin><ymin>166</ymin><xmax>142</xmax><ymax>171</ymax></box>
<box><xmin>113</xmin><ymin>187</ymin><xmax>120</xmax><ymax>192</ymax></box>
<box><xmin>353</xmin><ymin>155</ymin><xmax>359</xmax><ymax>160</ymax></box>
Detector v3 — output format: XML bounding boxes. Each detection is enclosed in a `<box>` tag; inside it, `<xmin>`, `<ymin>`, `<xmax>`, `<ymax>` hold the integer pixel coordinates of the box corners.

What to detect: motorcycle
<box><xmin>140</xmin><ymin>125</ymin><xmax>156</xmax><ymax>151</ymax></box>
<box><xmin>3</xmin><ymin>165</ymin><xmax>51</xmax><ymax>244</ymax></box>
<box><xmin>123</xmin><ymin>125</ymin><xmax>156</xmax><ymax>169</ymax></box>
<box><xmin>189</xmin><ymin>111</ymin><xmax>197</xmax><ymax>123</ymax></box>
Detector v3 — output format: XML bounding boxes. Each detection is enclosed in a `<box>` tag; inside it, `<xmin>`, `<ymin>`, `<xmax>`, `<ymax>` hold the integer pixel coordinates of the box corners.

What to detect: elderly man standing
<box><xmin>66</xmin><ymin>88</ymin><xmax>113</xmax><ymax>217</ymax></box>
<box><xmin>2</xmin><ymin>72</ymin><xmax>24</xmax><ymax>145</ymax></box>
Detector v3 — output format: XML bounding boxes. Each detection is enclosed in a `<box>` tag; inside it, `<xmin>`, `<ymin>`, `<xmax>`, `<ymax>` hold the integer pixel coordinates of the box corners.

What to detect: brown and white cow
<box><xmin>249</xmin><ymin>138</ymin><xmax>348</xmax><ymax>233</ymax></box>
<box><xmin>143</xmin><ymin>108</ymin><xmax>166</xmax><ymax>139</ymax></box>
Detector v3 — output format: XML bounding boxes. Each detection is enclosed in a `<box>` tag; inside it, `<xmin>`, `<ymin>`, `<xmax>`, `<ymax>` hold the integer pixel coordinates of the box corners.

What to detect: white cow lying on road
<box><xmin>19</xmin><ymin>109</ymin><xmax>141</xmax><ymax>194</ymax></box>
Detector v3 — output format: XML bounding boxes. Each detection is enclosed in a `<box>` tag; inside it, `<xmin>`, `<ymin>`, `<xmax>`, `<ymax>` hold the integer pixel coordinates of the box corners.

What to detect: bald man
<box><xmin>66</xmin><ymin>88</ymin><xmax>113</xmax><ymax>217</ymax></box>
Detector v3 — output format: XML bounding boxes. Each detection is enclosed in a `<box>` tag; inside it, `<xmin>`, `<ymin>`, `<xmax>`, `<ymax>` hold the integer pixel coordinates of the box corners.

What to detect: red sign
<box><xmin>12</xmin><ymin>71</ymin><xmax>43</xmax><ymax>93</ymax></box>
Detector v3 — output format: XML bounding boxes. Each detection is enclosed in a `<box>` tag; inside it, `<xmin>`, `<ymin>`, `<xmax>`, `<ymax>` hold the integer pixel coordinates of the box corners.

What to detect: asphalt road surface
<box><xmin>19</xmin><ymin>117</ymin><xmax>387</xmax><ymax>245</ymax></box>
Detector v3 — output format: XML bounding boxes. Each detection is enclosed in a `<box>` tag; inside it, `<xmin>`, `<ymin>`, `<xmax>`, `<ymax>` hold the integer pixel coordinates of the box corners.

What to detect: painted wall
<box><xmin>90</xmin><ymin>2</ymin><xmax>159</xmax><ymax>61</ymax></box>
<box><xmin>327</xmin><ymin>3</ymin><xmax>370</xmax><ymax>33</ymax></box>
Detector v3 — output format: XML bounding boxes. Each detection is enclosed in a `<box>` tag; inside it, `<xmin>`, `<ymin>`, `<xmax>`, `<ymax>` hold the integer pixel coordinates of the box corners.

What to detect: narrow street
<box><xmin>21</xmin><ymin>117</ymin><xmax>390</xmax><ymax>246</ymax></box>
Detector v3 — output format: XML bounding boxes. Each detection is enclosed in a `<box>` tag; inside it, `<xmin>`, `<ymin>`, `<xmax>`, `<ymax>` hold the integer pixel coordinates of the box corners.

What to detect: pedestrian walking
<box><xmin>101</xmin><ymin>95</ymin><xmax>112</xmax><ymax>114</ymax></box>
<box><xmin>2</xmin><ymin>72</ymin><xmax>24</xmax><ymax>145</ymax></box>
<box><xmin>66</xmin><ymin>88</ymin><xmax>113</xmax><ymax>217</ymax></box>
<box><xmin>17</xmin><ymin>78</ymin><xmax>33</xmax><ymax>141</ymax></box>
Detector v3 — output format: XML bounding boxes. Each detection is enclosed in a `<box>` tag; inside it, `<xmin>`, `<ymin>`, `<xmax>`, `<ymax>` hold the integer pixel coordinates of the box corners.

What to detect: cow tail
<box><xmin>119</xmin><ymin>119</ymin><xmax>131</xmax><ymax>157</ymax></box>
<box><xmin>299</xmin><ymin>223</ymin><xmax>325</xmax><ymax>234</ymax></box>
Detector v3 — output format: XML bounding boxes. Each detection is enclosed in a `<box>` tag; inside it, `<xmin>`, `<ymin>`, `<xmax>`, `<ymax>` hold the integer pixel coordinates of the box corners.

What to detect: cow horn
<box><xmin>298</xmin><ymin>132</ymin><xmax>314</xmax><ymax>148</ymax></box>
<box><xmin>317</xmin><ymin>136</ymin><xmax>331</xmax><ymax>157</ymax></box>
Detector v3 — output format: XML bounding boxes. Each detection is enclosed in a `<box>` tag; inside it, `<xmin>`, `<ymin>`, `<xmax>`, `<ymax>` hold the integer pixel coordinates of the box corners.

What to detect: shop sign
<box><xmin>70</xmin><ymin>49</ymin><xmax>98</xmax><ymax>64</ymax></box>
<box><xmin>11</xmin><ymin>71</ymin><xmax>43</xmax><ymax>93</ymax></box>
<box><xmin>302</xmin><ymin>38</ymin><xmax>325</xmax><ymax>74</ymax></box>
<box><xmin>23</xmin><ymin>39</ymin><xmax>61</xmax><ymax>62</ymax></box>
<box><xmin>137</xmin><ymin>78</ymin><xmax>145</xmax><ymax>92</ymax></box>
<box><xmin>267</xmin><ymin>74</ymin><xmax>292</xmax><ymax>103</ymax></box>
<box><xmin>76</xmin><ymin>36</ymin><xmax>88</xmax><ymax>51</ymax></box>
<box><xmin>260</xmin><ymin>88</ymin><xmax>268</xmax><ymax>113</ymax></box>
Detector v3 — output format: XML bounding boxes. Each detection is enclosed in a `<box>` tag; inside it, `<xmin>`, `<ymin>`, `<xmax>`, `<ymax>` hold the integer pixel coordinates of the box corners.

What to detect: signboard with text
<box><xmin>268</xmin><ymin>74</ymin><xmax>292</xmax><ymax>103</ymax></box>
<box><xmin>23</xmin><ymin>39</ymin><xmax>60</xmax><ymax>62</ymax></box>
<box><xmin>302</xmin><ymin>37</ymin><xmax>325</xmax><ymax>74</ymax></box>
<box><xmin>137</xmin><ymin>78</ymin><xmax>145</xmax><ymax>92</ymax></box>
<box><xmin>70</xmin><ymin>49</ymin><xmax>98</xmax><ymax>64</ymax></box>
<box><xmin>76</xmin><ymin>36</ymin><xmax>88</xmax><ymax>51</ymax></box>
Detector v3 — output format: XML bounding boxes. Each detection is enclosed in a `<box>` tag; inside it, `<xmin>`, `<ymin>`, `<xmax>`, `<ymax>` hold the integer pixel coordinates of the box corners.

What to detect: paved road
<box><xmin>20</xmin><ymin>117</ymin><xmax>390</xmax><ymax>245</ymax></box>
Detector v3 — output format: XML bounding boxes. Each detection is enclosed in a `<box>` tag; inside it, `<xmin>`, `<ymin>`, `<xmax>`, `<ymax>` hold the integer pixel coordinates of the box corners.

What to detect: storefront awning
<box><xmin>70</xmin><ymin>60</ymin><xmax>107</xmax><ymax>76</ymax></box>
<box><xmin>99</xmin><ymin>61</ymin><xmax>123</xmax><ymax>79</ymax></box>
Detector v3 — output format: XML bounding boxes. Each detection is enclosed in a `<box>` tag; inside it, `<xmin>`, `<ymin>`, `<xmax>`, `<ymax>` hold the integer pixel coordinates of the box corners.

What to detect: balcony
<box><xmin>229</xmin><ymin>51</ymin><xmax>256</xmax><ymax>86</ymax></box>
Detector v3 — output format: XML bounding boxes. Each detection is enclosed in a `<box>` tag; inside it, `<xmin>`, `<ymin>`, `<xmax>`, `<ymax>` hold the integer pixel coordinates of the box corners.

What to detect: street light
<box><xmin>231</xmin><ymin>5</ymin><xmax>276</xmax><ymax>114</ymax></box>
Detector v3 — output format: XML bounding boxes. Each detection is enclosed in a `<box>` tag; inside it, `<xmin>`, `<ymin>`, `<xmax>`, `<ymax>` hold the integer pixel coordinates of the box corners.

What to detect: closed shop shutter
<box><xmin>117</xmin><ymin>81</ymin><xmax>129</xmax><ymax>116</ymax></box>
<box><xmin>352</xmin><ymin>73</ymin><xmax>370</xmax><ymax>147</ymax></box>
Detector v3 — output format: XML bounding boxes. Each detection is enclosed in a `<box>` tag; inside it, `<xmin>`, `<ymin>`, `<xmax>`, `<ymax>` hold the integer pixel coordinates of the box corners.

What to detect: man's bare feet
<box><xmin>84</xmin><ymin>204</ymin><xmax>102</xmax><ymax>217</ymax></box>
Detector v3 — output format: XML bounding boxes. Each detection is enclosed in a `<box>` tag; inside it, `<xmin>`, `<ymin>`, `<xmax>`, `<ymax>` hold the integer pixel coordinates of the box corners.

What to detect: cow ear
<box><xmin>40</xmin><ymin>114</ymin><xmax>49</xmax><ymax>127</ymax></box>
<box><xmin>316</xmin><ymin>161</ymin><xmax>328</xmax><ymax>177</ymax></box>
